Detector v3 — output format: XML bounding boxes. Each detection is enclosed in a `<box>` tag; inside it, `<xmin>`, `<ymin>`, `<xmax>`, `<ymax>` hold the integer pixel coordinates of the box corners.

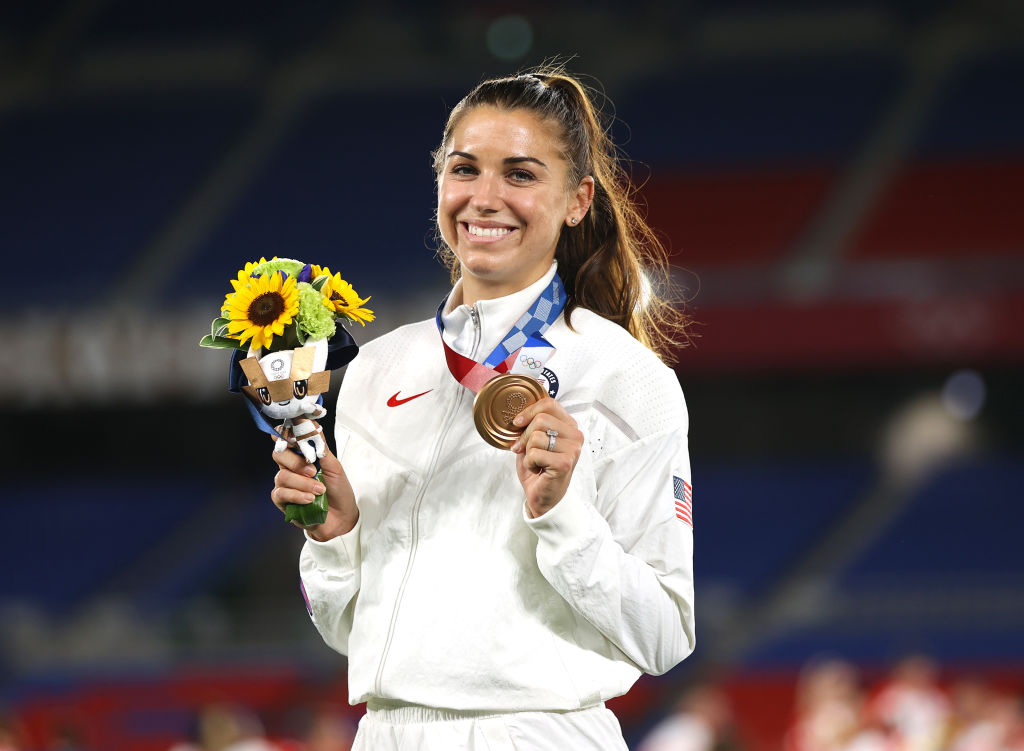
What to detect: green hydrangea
<box><xmin>295</xmin><ymin>282</ymin><xmax>336</xmax><ymax>340</ymax></box>
<box><xmin>253</xmin><ymin>257</ymin><xmax>305</xmax><ymax>277</ymax></box>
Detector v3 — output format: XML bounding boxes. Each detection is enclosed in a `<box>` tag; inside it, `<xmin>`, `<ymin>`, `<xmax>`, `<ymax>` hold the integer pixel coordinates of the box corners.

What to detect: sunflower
<box><xmin>224</xmin><ymin>272</ymin><xmax>299</xmax><ymax>349</ymax></box>
<box><xmin>221</xmin><ymin>257</ymin><xmax>270</xmax><ymax>313</ymax></box>
<box><xmin>322</xmin><ymin>271</ymin><xmax>375</xmax><ymax>326</ymax></box>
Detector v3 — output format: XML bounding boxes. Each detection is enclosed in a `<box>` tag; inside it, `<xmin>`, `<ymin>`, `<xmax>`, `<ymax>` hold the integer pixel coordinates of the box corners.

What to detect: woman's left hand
<box><xmin>510</xmin><ymin>397</ymin><xmax>584</xmax><ymax>517</ymax></box>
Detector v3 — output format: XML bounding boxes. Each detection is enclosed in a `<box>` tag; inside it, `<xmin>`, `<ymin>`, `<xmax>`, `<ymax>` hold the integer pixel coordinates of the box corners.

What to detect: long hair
<box><xmin>432</xmin><ymin>64</ymin><xmax>692</xmax><ymax>363</ymax></box>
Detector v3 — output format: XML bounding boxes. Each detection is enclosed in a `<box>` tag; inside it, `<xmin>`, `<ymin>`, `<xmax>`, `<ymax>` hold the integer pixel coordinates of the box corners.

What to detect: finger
<box><xmin>512</xmin><ymin>412</ymin><xmax>581</xmax><ymax>453</ymax></box>
<box><xmin>521</xmin><ymin>440</ymin><xmax>575</xmax><ymax>475</ymax></box>
<box><xmin>271</xmin><ymin>481</ymin><xmax>326</xmax><ymax>512</ymax></box>
<box><xmin>274</xmin><ymin>467</ymin><xmax>327</xmax><ymax>496</ymax></box>
<box><xmin>319</xmin><ymin>444</ymin><xmax>342</xmax><ymax>473</ymax></box>
<box><xmin>511</xmin><ymin>397</ymin><xmax>571</xmax><ymax>429</ymax></box>
<box><xmin>272</xmin><ymin>444</ymin><xmax>314</xmax><ymax>475</ymax></box>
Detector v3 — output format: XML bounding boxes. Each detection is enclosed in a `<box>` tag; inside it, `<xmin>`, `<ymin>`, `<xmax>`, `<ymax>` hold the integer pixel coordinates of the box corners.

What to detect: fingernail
<box><xmin>313</xmin><ymin>484</ymin><xmax>326</xmax><ymax>495</ymax></box>
<box><xmin>304</xmin><ymin>466</ymin><xmax>317</xmax><ymax>477</ymax></box>
<box><xmin>511</xmin><ymin>440</ymin><xmax>520</xmax><ymax>452</ymax></box>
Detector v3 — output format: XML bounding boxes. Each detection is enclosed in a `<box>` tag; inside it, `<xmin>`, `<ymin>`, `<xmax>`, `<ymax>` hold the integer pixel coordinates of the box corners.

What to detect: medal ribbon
<box><xmin>436</xmin><ymin>274</ymin><xmax>565</xmax><ymax>393</ymax></box>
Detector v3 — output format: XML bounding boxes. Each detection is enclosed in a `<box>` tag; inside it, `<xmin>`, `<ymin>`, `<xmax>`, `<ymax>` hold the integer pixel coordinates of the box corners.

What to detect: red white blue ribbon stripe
<box><xmin>435</xmin><ymin>274</ymin><xmax>566</xmax><ymax>393</ymax></box>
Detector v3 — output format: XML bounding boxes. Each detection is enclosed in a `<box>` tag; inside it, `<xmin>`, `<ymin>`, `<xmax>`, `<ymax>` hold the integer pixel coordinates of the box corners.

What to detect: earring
<box><xmin>569</xmin><ymin>217</ymin><xmax>578</xmax><ymax>225</ymax></box>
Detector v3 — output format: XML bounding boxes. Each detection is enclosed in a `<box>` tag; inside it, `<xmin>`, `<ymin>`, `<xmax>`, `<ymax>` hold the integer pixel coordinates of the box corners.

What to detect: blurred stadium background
<box><xmin>1</xmin><ymin>0</ymin><xmax>1022</xmax><ymax>749</ymax></box>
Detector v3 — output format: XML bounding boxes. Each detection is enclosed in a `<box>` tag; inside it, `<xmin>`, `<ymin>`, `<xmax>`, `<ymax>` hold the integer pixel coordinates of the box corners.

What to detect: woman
<box><xmin>271</xmin><ymin>68</ymin><xmax>696</xmax><ymax>750</ymax></box>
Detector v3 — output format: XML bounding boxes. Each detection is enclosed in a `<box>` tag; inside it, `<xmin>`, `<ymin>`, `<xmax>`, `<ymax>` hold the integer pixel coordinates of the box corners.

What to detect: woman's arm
<box><xmin>272</xmin><ymin>445</ymin><xmax>362</xmax><ymax>655</ymax></box>
<box><xmin>525</xmin><ymin>422</ymin><xmax>696</xmax><ymax>676</ymax></box>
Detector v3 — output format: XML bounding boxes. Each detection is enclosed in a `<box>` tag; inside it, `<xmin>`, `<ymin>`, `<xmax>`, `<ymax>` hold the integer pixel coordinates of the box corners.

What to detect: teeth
<box><xmin>467</xmin><ymin>224</ymin><xmax>513</xmax><ymax>238</ymax></box>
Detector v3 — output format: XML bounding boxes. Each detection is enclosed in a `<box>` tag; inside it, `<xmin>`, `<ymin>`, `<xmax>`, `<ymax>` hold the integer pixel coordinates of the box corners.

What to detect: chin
<box><xmin>455</xmin><ymin>249</ymin><xmax>505</xmax><ymax>277</ymax></box>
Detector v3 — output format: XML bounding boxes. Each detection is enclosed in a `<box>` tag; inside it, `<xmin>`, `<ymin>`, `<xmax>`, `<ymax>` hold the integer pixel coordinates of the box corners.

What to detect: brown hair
<box><xmin>432</xmin><ymin>64</ymin><xmax>692</xmax><ymax>362</ymax></box>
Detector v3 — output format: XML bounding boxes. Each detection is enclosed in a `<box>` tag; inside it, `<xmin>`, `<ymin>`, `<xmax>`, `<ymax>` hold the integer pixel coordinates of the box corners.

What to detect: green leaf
<box><xmin>283</xmin><ymin>470</ymin><xmax>329</xmax><ymax>526</ymax></box>
<box><xmin>311</xmin><ymin>276</ymin><xmax>329</xmax><ymax>292</ymax></box>
<box><xmin>211</xmin><ymin>317</ymin><xmax>230</xmax><ymax>337</ymax></box>
<box><xmin>295</xmin><ymin>326</ymin><xmax>308</xmax><ymax>345</ymax></box>
<box><xmin>283</xmin><ymin>483</ymin><xmax>329</xmax><ymax>527</ymax></box>
<box><xmin>199</xmin><ymin>334</ymin><xmax>244</xmax><ymax>349</ymax></box>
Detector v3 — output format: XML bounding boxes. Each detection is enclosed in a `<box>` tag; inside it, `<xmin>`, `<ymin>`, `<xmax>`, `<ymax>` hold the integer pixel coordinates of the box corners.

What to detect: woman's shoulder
<box><xmin>554</xmin><ymin>308</ymin><xmax>687</xmax><ymax>438</ymax></box>
<box><xmin>559</xmin><ymin>307</ymin><xmax>670</xmax><ymax>376</ymax></box>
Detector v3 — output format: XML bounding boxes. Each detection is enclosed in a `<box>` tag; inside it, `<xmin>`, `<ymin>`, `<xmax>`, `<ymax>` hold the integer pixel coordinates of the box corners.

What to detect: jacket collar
<box><xmin>441</xmin><ymin>263</ymin><xmax>559</xmax><ymax>358</ymax></box>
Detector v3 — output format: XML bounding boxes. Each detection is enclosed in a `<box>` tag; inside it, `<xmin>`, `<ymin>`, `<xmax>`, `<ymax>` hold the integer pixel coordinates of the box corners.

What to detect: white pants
<box><xmin>353</xmin><ymin>701</ymin><xmax>630</xmax><ymax>751</ymax></box>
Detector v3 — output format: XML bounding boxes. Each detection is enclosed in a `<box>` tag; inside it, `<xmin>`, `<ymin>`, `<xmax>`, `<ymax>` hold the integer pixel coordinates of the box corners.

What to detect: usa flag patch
<box><xmin>673</xmin><ymin>476</ymin><xmax>692</xmax><ymax>527</ymax></box>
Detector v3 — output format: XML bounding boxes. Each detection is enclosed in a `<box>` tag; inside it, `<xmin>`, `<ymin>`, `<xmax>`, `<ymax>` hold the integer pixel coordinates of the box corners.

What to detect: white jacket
<box><xmin>299</xmin><ymin>265</ymin><xmax>695</xmax><ymax>711</ymax></box>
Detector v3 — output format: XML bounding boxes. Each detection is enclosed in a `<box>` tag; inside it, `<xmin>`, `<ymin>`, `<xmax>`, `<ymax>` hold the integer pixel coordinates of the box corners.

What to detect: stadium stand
<box><xmin>1</xmin><ymin>478</ymin><xmax>207</xmax><ymax>615</ymax></box>
<box><xmin>847</xmin><ymin>48</ymin><xmax>1024</xmax><ymax>261</ymax></box>
<box><xmin>694</xmin><ymin>459</ymin><xmax>874</xmax><ymax>596</ymax></box>
<box><xmin>616</xmin><ymin>54</ymin><xmax>904</xmax><ymax>270</ymax></box>
<box><xmin>166</xmin><ymin>86</ymin><xmax>461</xmax><ymax>304</ymax></box>
<box><xmin>0</xmin><ymin>91</ymin><xmax>258</xmax><ymax>306</ymax></box>
<box><xmin>2</xmin><ymin>1</ymin><xmax>1021</xmax><ymax>749</ymax></box>
<box><xmin>839</xmin><ymin>454</ymin><xmax>1024</xmax><ymax>589</ymax></box>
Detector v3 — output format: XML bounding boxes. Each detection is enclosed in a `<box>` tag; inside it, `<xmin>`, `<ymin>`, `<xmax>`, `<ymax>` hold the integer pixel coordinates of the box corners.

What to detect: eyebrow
<box><xmin>447</xmin><ymin>151</ymin><xmax>548</xmax><ymax>169</ymax></box>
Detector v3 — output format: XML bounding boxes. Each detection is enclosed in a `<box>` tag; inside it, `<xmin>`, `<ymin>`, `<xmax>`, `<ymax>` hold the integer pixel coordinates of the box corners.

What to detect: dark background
<box><xmin>1</xmin><ymin>1</ymin><xmax>1022</xmax><ymax>749</ymax></box>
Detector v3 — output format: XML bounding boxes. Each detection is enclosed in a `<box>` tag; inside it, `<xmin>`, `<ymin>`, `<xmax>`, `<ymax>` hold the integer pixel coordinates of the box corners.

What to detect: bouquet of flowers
<box><xmin>200</xmin><ymin>257</ymin><xmax>373</xmax><ymax>526</ymax></box>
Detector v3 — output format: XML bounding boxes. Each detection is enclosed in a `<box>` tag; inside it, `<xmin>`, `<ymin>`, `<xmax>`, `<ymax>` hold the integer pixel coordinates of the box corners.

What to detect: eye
<box><xmin>293</xmin><ymin>379</ymin><xmax>308</xmax><ymax>399</ymax></box>
<box><xmin>451</xmin><ymin>163</ymin><xmax>477</xmax><ymax>177</ymax></box>
<box><xmin>507</xmin><ymin>168</ymin><xmax>535</xmax><ymax>184</ymax></box>
<box><xmin>257</xmin><ymin>387</ymin><xmax>271</xmax><ymax>405</ymax></box>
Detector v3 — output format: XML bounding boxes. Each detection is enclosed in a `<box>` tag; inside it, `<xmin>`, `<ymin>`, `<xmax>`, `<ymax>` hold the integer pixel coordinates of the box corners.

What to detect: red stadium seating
<box><xmin>848</xmin><ymin>158</ymin><xmax>1024</xmax><ymax>259</ymax></box>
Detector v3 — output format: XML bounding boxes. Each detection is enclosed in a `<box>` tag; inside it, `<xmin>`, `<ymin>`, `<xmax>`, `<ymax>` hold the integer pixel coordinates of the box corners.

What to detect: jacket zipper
<box><xmin>373</xmin><ymin>304</ymin><xmax>482</xmax><ymax>696</ymax></box>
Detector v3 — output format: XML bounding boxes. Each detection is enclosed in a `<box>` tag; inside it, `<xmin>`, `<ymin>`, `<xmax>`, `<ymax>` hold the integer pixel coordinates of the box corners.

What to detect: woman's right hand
<box><xmin>271</xmin><ymin>445</ymin><xmax>359</xmax><ymax>542</ymax></box>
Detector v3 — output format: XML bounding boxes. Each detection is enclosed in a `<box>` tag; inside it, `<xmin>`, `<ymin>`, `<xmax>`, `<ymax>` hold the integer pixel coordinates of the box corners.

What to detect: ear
<box><xmin>290</xmin><ymin>346</ymin><xmax>316</xmax><ymax>380</ymax></box>
<box><xmin>566</xmin><ymin>176</ymin><xmax>595</xmax><ymax>226</ymax></box>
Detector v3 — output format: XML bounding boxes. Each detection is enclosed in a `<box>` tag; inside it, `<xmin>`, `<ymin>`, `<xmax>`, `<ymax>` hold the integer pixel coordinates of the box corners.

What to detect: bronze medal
<box><xmin>473</xmin><ymin>373</ymin><xmax>546</xmax><ymax>450</ymax></box>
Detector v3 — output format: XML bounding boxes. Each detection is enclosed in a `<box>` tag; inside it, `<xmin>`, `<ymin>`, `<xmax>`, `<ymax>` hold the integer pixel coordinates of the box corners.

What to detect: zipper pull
<box><xmin>469</xmin><ymin>305</ymin><xmax>479</xmax><ymax>329</ymax></box>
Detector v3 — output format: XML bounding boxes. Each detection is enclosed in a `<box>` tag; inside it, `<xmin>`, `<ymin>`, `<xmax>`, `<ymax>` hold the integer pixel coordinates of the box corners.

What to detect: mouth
<box><xmin>461</xmin><ymin>221</ymin><xmax>516</xmax><ymax>242</ymax></box>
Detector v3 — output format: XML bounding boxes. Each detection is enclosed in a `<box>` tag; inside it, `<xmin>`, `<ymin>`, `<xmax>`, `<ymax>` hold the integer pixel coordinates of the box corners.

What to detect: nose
<box><xmin>469</xmin><ymin>173</ymin><xmax>501</xmax><ymax>212</ymax></box>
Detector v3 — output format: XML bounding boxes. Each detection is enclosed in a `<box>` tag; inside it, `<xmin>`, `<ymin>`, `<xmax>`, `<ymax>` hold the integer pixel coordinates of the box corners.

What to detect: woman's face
<box><xmin>437</xmin><ymin>105</ymin><xmax>592</xmax><ymax>303</ymax></box>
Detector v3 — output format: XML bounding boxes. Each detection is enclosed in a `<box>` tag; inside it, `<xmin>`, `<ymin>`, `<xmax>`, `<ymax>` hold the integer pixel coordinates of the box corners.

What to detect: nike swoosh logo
<box><xmin>387</xmin><ymin>390</ymin><xmax>433</xmax><ymax>407</ymax></box>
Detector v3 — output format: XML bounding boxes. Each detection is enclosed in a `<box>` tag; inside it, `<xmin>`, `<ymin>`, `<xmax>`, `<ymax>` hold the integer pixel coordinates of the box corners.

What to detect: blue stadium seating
<box><xmin>0</xmin><ymin>91</ymin><xmax>258</xmax><ymax>307</ymax></box>
<box><xmin>915</xmin><ymin>49</ymin><xmax>1024</xmax><ymax>157</ymax></box>
<box><xmin>839</xmin><ymin>454</ymin><xmax>1024</xmax><ymax>589</ymax></box>
<box><xmin>614</xmin><ymin>54</ymin><xmax>904</xmax><ymax>168</ymax></box>
<box><xmin>167</xmin><ymin>86</ymin><xmax>463</xmax><ymax>302</ymax></box>
<box><xmin>741</xmin><ymin>620</ymin><xmax>1024</xmax><ymax>665</ymax></box>
<box><xmin>694</xmin><ymin>459</ymin><xmax>874</xmax><ymax>596</ymax></box>
<box><xmin>0</xmin><ymin>478</ymin><xmax>204</xmax><ymax>614</ymax></box>
<box><xmin>736</xmin><ymin>454</ymin><xmax>1024</xmax><ymax>665</ymax></box>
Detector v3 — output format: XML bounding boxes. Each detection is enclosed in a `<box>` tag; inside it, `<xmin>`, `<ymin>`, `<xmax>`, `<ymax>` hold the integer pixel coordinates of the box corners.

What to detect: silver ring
<box><xmin>546</xmin><ymin>428</ymin><xmax>558</xmax><ymax>452</ymax></box>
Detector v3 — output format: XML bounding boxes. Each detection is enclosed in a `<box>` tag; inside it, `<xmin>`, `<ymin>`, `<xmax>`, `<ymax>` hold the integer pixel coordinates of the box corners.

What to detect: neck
<box><xmin>460</xmin><ymin>271</ymin><xmax>551</xmax><ymax>308</ymax></box>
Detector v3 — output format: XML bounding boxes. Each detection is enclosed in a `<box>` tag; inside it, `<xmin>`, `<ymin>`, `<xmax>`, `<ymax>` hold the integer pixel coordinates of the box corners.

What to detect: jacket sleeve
<box><xmin>299</xmin><ymin>519</ymin><xmax>362</xmax><ymax>656</ymax></box>
<box><xmin>524</xmin><ymin>408</ymin><xmax>695</xmax><ymax>676</ymax></box>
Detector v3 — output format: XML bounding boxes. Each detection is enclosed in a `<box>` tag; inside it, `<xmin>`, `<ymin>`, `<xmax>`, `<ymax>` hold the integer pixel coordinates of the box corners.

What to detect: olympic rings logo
<box><xmin>520</xmin><ymin>355</ymin><xmax>541</xmax><ymax>369</ymax></box>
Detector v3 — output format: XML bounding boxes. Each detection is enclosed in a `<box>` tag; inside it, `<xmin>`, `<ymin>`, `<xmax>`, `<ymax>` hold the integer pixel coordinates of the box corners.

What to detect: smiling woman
<box><xmin>270</xmin><ymin>66</ymin><xmax>697</xmax><ymax>751</ymax></box>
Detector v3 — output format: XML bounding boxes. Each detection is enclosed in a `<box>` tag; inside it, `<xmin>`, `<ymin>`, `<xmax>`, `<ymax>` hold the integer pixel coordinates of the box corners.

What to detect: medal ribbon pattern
<box><xmin>435</xmin><ymin>274</ymin><xmax>566</xmax><ymax>394</ymax></box>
